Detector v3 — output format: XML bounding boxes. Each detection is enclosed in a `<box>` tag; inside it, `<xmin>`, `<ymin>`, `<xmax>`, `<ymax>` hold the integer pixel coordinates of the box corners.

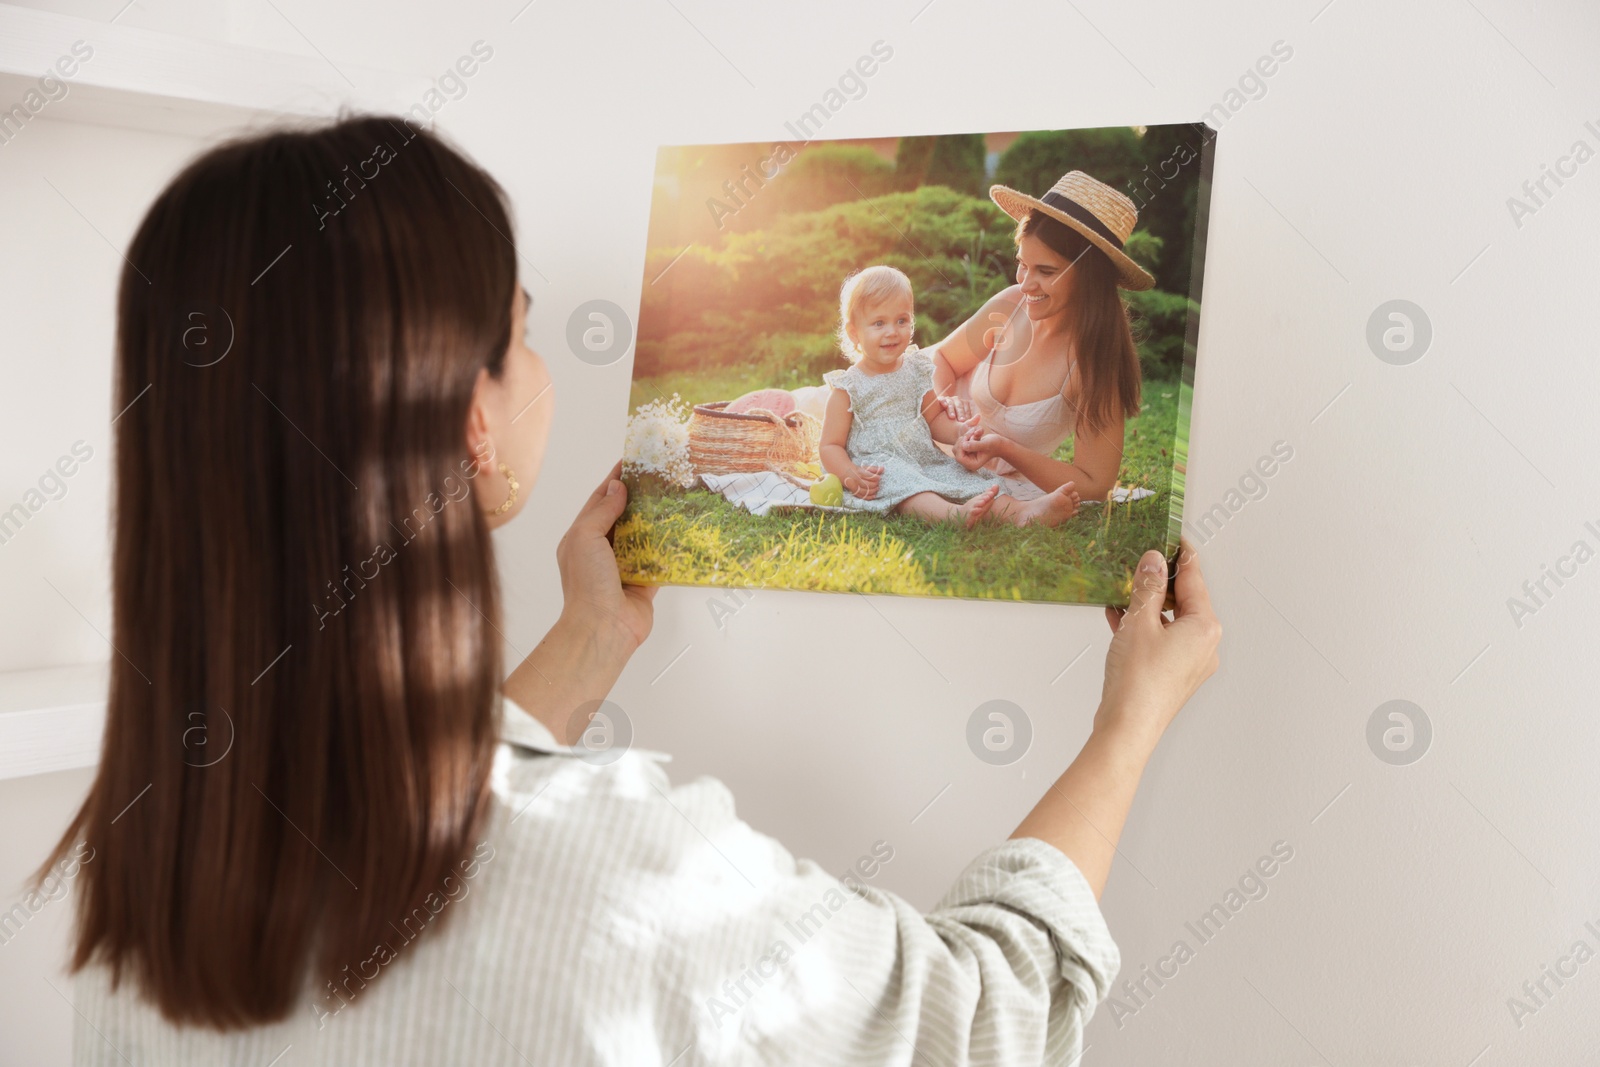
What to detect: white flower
<box><xmin>622</xmin><ymin>394</ymin><xmax>696</xmax><ymax>488</ymax></box>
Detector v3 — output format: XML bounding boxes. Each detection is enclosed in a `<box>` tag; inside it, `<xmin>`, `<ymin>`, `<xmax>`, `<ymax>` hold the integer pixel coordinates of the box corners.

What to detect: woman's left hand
<box><xmin>555</xmin><ymin>460</ymin><xmax>657</xmax><ymax>651</ymax></box>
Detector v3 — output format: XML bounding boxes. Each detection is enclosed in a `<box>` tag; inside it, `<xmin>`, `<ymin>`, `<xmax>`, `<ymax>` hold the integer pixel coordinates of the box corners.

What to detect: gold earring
<box><xmin>485</xmin><ymin>462</ymin><xmax>519</xmax><ymax>516</ymax></box>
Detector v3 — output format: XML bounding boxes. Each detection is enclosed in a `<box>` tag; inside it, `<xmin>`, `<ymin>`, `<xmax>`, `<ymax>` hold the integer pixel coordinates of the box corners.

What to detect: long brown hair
<box><xmin>1018</xmin><ymin>210</ymin><xmax>1141</xmax><ymax>438</ymax></box>
<box><xmin>34</xmin><ymin>114</ymin><xmax>517</xmax><ymax>1027</ymax></box>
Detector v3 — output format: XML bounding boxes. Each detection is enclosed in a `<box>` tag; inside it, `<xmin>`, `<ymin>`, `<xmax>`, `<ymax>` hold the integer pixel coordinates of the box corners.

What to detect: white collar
<box><xmin>498</xmin><ymin>695</ymin><xmax>671</xmax><ymax>763</ymax></box>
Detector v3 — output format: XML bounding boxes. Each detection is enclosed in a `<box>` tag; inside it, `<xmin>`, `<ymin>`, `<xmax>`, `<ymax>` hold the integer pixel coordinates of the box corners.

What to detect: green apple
<box><xmin>810</xmin><ymin>473</ymin><xmax>844</xmax><ymax>506</ymax></box>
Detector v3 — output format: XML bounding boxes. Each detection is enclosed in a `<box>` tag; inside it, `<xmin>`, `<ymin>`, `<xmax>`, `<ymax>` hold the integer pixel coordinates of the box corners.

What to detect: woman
<box><xmin>929</xmin><ymin>171</ymin><xmax>1152</xmax><ymax>508</ymax></box>
<box><xmin>36</xmin><ymin>117</ymin><xmax>1220</xmax><ymax>1065</ymax></box>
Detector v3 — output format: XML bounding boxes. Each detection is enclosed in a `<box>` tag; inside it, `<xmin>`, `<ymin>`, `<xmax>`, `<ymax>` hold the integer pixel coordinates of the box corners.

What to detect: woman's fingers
<box><xmin>568</xmin><ymin>461</ymin><xmax>630</xmax><ymax>541</ymax></box>
<box><xmin>623</xmin><ymin>583</ymin><xmax>659</xmax><ymax>604</ymax></box>
<box><xmin>1171</xmin><ymin>538</ymin><xmax>1216</xmax><ymax>623</ymax></box>
<box><xmin>590</xmin><ymin>459</ymin><xmax>622</xmax><ymax>499</ymax></box>
<box><xmin>968</xmin><ymin>431</ymin><xmax>1002</xmax><ymax>458</ymax></box>
<box><xmin>1123</xmin><ymin>550</ymin><xmax>1169</xmax><ymax>632</ymax></box>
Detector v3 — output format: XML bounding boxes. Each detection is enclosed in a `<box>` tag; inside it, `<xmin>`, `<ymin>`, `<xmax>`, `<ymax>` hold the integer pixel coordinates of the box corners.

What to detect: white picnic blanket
<box><xmin>698</xmin><ymin>471</ymin><xmax>1155</xmax><ymax>517</ymax></box>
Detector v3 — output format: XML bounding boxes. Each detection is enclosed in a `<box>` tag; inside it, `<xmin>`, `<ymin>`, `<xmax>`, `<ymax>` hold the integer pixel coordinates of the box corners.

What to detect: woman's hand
<box><xmin>555</xmin><ymin>460</ymin><xmax>658</xmax><ymax>651</ymax></box>
<box><xmin>1009</xmin><ymin>539</ymin><xmax>1220</xmax><ymax>899</ymax></box>
<box><xmin>935</xmin><ymin>392</ymin><xmax>971</xmax><ymax>423</ymax></box>
<box><xmin>954</xmin><ymin>428</ymin><xmax>1008</xmax><ymax>471</ymax></box>
<box><xmin>505</xmin><ymin>461</ymin><xmax>656</xmax><ymax>743</ymax></box>
<box><xmin>1096</xmin><ymin>538</ymin><xmax>1221</xmax><ymax>749</ymax></box>
<box><xmin>845</xmin><ymin>464</ymin><xmax>883</xmax><ymax>500</ymax></box>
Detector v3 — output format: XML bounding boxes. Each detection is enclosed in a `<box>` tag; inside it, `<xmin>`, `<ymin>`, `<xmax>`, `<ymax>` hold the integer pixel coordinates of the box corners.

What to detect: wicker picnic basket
<box><xmin>688</xmin><ymin>401</ymin><xmax>822</xmax><ymax>478</ymax></box>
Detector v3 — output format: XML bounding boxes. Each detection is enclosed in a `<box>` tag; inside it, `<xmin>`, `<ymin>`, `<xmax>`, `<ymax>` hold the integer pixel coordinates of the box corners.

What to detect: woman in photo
<box><xmin>928</xmin><ymin>171</ymin><xmax>1152</xmax><ymax>507</ymax></box>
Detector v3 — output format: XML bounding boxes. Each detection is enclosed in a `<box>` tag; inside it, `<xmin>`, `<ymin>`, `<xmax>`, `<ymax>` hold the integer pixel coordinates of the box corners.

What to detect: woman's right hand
<box><xmin>1096</xmin><ymin>538</ymin><xmax>1221</xmax><ymax>749</ymax></box>
<box><xmin>936</xmin><ymin>392</ymin><xmax>971</xmax><ymax>423</ymax></box>
<box><xmin>554</xmin><ymin>460</ymin><xmax>657</xmax><ymax>652</ymax></box>
<box><xmin>505</xmin><ymin>462</ymin><xmax>657</xmax><ymax>744</ymax></box>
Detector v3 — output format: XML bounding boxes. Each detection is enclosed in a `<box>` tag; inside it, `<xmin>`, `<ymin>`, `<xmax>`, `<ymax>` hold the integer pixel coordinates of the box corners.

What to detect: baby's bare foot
<box><xmin>1015</xmin><ymin>482</ymin><xmax>1081</xmax><ymax>528</ymax></box>
<box><xmin>954</xmin><ymin>485</ymin><xmax>1000</xmax><ymax>529</ymax></box>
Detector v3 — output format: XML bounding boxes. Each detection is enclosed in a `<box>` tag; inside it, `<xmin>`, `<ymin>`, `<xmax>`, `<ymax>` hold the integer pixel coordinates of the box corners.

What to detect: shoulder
<box><xmin>823</xmin><ymin>366</ymin><xmax>861</xmax><ymax>407</ymax></box>
<box><xmin>951</xmin><ymin>289</ymin><xmax>1026</xmax><ymax>356</ymax></box>
<box><xmin>487</xmin><ymin>742</ymin><xmax>788</xmax><ymax>892</ymax></box>
<box><xmin>986</xmin><ymin>285</ymin><xmax>1027</xmax><ymax>313</ymax></box>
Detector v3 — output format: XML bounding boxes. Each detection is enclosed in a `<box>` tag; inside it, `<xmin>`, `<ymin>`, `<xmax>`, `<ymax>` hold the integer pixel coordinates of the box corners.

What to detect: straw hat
<box><xmin>989</xmin><ymin>170</ymin><xmax>1155</xmax><ymax>290</ymax></box>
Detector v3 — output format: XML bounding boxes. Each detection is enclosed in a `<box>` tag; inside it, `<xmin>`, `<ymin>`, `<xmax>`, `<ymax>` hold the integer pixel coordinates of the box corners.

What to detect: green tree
<box><xmin>895</xmin><ymin>133</ymin><xmax>987</xmax><ymax>196</ymax></box>
<box><xmin>1132</xmin><ymin>123</ymin><xmax>1209</xmax><ymax>298</ymax></box>
<box><xmin>992</xmin><ymin>127</ymin><xmax>1145</xmax><ymax>199</ymax></box>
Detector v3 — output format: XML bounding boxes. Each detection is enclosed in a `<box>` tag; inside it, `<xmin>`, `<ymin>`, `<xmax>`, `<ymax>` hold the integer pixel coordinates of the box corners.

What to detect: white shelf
<box><xmin>0</xmin><ymin>662</ymin><xmax>107</xmax><ymax>781</ymax></box>
<box><xmin>0</xmin><ymin>3</ymin><xmax>432</xmax><ymax>138</ymax></box>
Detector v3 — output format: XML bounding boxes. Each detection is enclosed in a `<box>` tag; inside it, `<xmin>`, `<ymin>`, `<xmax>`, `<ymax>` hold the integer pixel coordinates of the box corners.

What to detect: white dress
<box><xmin>822</xmin><ymin>346</ymin><xmax>1013</xmax><ymax>513</ymax></box>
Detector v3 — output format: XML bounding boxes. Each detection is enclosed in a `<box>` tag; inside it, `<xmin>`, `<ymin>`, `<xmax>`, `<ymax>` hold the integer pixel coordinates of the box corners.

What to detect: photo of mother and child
<box><xmin>618</xmin><ymin>126</ymin><xmax>1210</xmax><ymax>606</ymax></box>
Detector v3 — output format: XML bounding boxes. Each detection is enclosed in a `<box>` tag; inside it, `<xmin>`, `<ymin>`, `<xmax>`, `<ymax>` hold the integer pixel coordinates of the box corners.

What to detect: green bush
<box><xmin>767</xmin><ymin>145</ymin><xmax>897</xmax><ymax>215</ymax></box>
<box><xmin>1123</xmin><ymin>230</ymin><xmax>1162</xmax><ymax>274</ymax></box>
<box><xmin>895</xmin><ymin>134</ymin><xmax>988</xmax><ymax>196</ymax></box>
<box><xmin>1124</xmin><ymin>287</ymin><xmax>1195</xmax><ymax>378</ymax></box>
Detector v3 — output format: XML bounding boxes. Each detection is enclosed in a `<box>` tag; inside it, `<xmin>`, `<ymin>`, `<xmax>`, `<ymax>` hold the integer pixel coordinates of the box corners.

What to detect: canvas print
<box><xmin>615</xmin><ymin>123</ymin><xmax>1213</xmax><ymax>607</ymax></box>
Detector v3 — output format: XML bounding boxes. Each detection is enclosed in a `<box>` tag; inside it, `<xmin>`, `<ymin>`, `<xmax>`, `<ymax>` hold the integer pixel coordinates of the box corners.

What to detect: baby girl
<box><xmin>819</xmin><ymin>265</ymin><xmax>1080</xmax><ymax>528</ymax></box>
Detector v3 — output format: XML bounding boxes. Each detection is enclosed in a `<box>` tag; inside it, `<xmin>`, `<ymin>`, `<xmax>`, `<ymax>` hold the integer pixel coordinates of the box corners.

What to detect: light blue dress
<box><xmin>823</xmin><ymin>346</ymin><xmax>1011</xmax><ymax>513</ymax></box>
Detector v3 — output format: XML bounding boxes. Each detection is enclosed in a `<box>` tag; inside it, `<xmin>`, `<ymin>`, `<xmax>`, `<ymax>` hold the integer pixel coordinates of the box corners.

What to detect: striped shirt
<box><xmin>74</xmin><ymin>698</ymin><xmax>1119</xmax><ymax>1065</ymax></box>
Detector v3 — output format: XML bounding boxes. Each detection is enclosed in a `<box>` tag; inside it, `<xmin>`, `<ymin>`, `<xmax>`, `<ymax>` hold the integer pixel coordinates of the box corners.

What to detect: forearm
<box><xmin>993</xmin><ymin>437</ymin><xmax>1114</xmax><ymax>500</ymax></box>
<box><xmin>819</xmin><ymin>443</ymin><xmax>856</xmax><ymax>481</ymax></box>
<box><xmin>930</xmin><ymin>349</ymin><xmax>957</xmax><ymax>399</ymax></box>
<box><xmin>503</xmin><ymin>613</ymin><xmax>633</xmax><ymax>745</ymax></box>
<box><xmin>1009</xmin><ymin>709</ymin><xmax>1159</xmax><ymax>899</ymax></box>
<box><xmin>926</xmin><ymin>417</ymin><xmax>961</xmax><ymax>445</ymax></box>
<box><xmin>922</xmin><ymin>399</ymin><xmax>963</xmax><ymax>445</ymax></box>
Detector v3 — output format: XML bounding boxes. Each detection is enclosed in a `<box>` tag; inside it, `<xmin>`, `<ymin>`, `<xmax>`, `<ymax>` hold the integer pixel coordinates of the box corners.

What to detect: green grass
<box><xmin>618</xmin><ymin>370</ymin><xmax>1184</xmax><ymax>606</ymax></box>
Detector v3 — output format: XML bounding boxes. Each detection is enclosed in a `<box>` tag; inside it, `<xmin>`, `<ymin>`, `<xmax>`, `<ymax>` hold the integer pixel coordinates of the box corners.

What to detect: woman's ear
<box><xmin>464</xmin><ymin>367</ymin><xmax>496</xmax><ymax>475</ymax></box>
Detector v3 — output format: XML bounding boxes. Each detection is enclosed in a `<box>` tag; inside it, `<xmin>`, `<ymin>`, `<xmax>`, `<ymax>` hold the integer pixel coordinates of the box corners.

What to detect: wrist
<box><xmin>510</xmin><ymin>613</ymin><xmax>629</xmax><ymax>744</ymax></box>
<box><xmin>556</xmin><ymin>606</ymin><xmax>637</xmax><ymax>664</ymax></box>
<box><xmin>1090</xmin><ymin>699</ymin><xmax>1165</xmax><ymax>761</ymax></box>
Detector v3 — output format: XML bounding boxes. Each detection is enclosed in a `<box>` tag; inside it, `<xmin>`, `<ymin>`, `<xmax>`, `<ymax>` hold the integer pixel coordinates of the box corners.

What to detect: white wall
<box><xmin>3</xmin><ymin>0</ymin><xmax>1598</xmax><ymax>1063</ymax></box>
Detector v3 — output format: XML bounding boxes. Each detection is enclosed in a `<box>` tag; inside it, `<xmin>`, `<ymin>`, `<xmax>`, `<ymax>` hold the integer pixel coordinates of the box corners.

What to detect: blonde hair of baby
<box><xmin>836</xmin><ymin>265</ymin><xmax>914</xmax><ymax>363</ymax></box>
